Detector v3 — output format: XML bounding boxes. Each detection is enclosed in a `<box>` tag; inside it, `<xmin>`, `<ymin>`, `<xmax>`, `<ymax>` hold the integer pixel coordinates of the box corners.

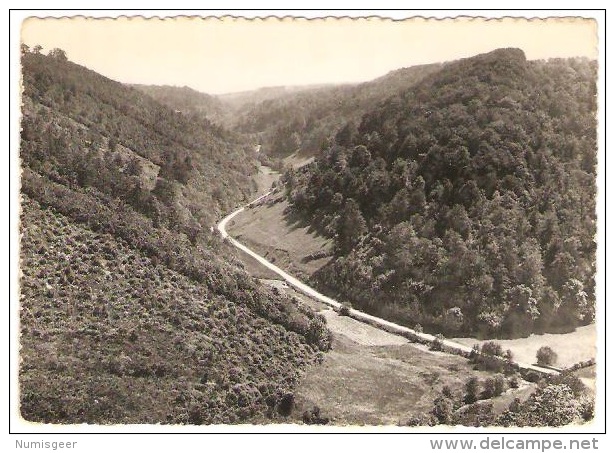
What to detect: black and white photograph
<box><xmin>9</xmin><ymin>9</ymin><xmax>606</xmax><ymax>439</ymax></box>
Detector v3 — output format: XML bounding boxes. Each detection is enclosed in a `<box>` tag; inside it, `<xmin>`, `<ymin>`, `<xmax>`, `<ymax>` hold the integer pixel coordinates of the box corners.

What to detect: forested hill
<box><xmin>132</xmin><ymin>84</ymin><xmax>227</xmax><ymax>124</ymax></box>
<box><xmin>230</xmin><ymin>63</ymin><xmax>442</xmax><ymax>157</ymax></box>
<box><xmin>21</xmin><ymin>49</ymin><xmax>258</xmax><ymax>234</ymax></box>
<box><xmin>19</xmin><ymin>47</ymin><xmax>331</xmax><ymax>424</ymax></box>
<box><xmin>284</xmin><ymin>48</ymin><xmax>597</xmax><ymax>339</ymax></box>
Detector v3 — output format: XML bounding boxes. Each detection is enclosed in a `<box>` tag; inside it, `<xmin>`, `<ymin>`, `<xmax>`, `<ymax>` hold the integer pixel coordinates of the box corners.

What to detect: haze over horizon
<box><xmin>21</xmin><ymin>16</ymin><xmax>597</xmax><ymax>95</ymax></box>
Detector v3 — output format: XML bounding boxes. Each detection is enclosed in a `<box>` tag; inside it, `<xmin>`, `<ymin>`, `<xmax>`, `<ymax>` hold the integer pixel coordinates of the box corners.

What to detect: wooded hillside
<box><xmin>231</xmin><ymin>63</ymin><xmax>442</xmax><ymax>157</ymax></box>
<box><xmin>19</xmin><ymin>47</ymin><xmax>331</xmax><ymax>424</ymax></box>
<box><xmin>284</xmin><ymin>48</ymin><xmax>597</xmax><ymax>338</ymax></box>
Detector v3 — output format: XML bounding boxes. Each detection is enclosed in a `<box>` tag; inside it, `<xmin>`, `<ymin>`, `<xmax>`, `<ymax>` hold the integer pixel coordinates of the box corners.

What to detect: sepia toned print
<box><xmin>18</xmin><ymin>15</ymin><xmax>598</xmax><ymax>428</ymax></box>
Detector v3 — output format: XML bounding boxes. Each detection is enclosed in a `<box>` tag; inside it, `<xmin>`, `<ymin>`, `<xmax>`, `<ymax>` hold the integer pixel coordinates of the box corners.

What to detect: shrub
<box><xmin>564</xmin><ymin>358</ymin><xmax>595</xmax><ymax>372</ymax></box>
<box><xmin>338</xmin><ymin>303</ymin><xmax>351</xmax><ymax>316</ymax></box>
<box><xmin>453</xmin><ymin>402</ymin><xmax>495</xmax><ymax>427</ymax></box>
<box><xmin>536</xmin><ymin>346</ymin><xmax>558</xmax><ymax>366</ymax></box>
<box><xmin>441</xmin><ymin>385</ymin><xmax>454</xmax><ymax>399</ymax></box>
<box><xmin>432</xmin><ymin>395</ymin><xmax>455</xmax><ymax>424</ymax></box>
<box><xmin>464</xmin><ymin>377</ymin><xmax>480</xmax><ymax>404</ymax></box>
<box><xmin>405</xmin><ymin>414</ymin><xmax>437</xmax><ymax>427</ymax></box>
<box><xmin>470</xmin><ymin>343</ymin><xmax>480</xmax><ymax>359</ymax></box>
<box><xmin>430</xmin><ymin>335</ymin><xmax>444</xmax><ymax>351</ymax></box>
<box><xmin>302</xmin><ymin>405</ymin><xmax>329</xmax><ymax>425</ymax></box>
<box><xmin>505</xmin><ymin>384</ymin><xmax>583</xmax><ymax>427</ymax></box>
<box><xmin>482</xmin><ymin>378</ymin><xmax>496</xmax><ymax>399</ymax></box>
<box><xmin>481</xmin><ymin>341</ymin><xmax>504</xmax><ymax>357</ymax></box>
<box><xmin>550</xmin><ymin>372</ymin><xmax>586</xmax><ymax>396</ymax></box>
<box><xmin>494</xmin><ymin>375</ymin><xmax>507</xmax><ymax>396</ymax></box>
<box><xmin>524</xmin><ymin>371</ymin><xmax>542</xmax><ymax>383</ymax></box>
<box><xmin>509</xmin><ymin>376</ymin><xmax>520</xmax><ymax>389</ymax></box>
<box><xmin>580</xmin><ymin>398</ymin><xmax>594</xmax><ymax>422</ymax></box>
<box><xmin>306</xmin><ymin>314</ymin><xmax>333</xmax><ymax>351</ymax></box>
<box><xmin>277</xmin><ymin>393</ymin><xmax>294</xmax><ymax>417</ymax></box>
<box><xmin>470</xmin><ymin>341</ymin><xmax>507</xmax><ymax>373</ymax></box>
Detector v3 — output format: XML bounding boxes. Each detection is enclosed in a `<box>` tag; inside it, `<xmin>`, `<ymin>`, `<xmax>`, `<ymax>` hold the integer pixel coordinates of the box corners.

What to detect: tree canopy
<box><xmin>285</xmin><ymin>48</ymin><xmax>597</xmax><ymax>338</ymax></box>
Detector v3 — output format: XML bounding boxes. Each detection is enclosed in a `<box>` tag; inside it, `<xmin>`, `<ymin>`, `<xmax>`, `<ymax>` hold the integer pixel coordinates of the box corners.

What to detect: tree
<box><xmin>279</xmin><ymin>50</ymin><xmax>597</xmax><ymax>339</ymax></box>
<box><xmin>559</xmin><ymin>278</ymin><xmax>590</xmax><ymax>325</ymax></box>
<box><xmin>335</xmin><ymin>198</ymin><xmax>367</xmax><ymax>255</ymax></box>
<box><xmin>127</xmin><ymin>180</ymin><xmax>150</xmax><ymax>212</ymax></box>
<box><xmin>482</xmin><ymin>378</ymin><xmax>496</xmax><ymax>399</ymax></box>
<box><xmin>464</xmin><ymin>377</ymin><xmax>480</xmax><ymax>404</ymax></box>
<box><xmin>349</xmin><ymin>145</ymin><xmax>371</xmax><ymax>168</ymax></box>
<box><xmin>335</xmin><ymin>121</ymin><xmax>357</xmax><ymax>147</ymax></box>
<box><xmin>433</xmin><ymin>394</ymin><xmax>454</xmax><ymax>424</ymax></box>
<box><xmin>502</xmin><ymin>284</ymin><xmax>540</xmax><ymax>337</ymax></box>
<box><xmin>49</xmin><ymin>47</ymin><xmax>68</xmax><ymax>61</ymax></box>
<box><xmin>536</xmin><ymin>346</ymin><xmax>558</xmax><ymax>366</ymax></box>
<box><xmin>277</xmin><ymin>393</ymin><xmax>294</xmax><ymax>417</ymax></box>
<box><xmin>443</xmin><ymin>306</ymin><xmax>464</xmax><ymax>333</ymax></box>
<box><xmin>513</xmin><ymin>384</ymin><xmax>582</xmax><ymax>426</ymax></box>
<box><xmin>493</xmin><ymin>375</ymin><xmax>507</xmax><ymax>396</ymax></box>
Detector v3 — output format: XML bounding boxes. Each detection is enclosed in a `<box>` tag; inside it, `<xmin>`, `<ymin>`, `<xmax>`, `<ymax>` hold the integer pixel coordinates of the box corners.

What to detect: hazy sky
<box><xmin>21</xmin><ymin>16</ymin><xmax>597</xmax><ymax>94</ymax></box>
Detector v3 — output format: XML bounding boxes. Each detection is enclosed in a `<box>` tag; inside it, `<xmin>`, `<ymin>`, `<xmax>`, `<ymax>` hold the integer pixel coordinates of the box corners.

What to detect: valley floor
<box><xmin>261</xmin><ymin>281</ymin><xmax>537</xmax><ymax>426</ymax></box>
<box><xmin>227</xmin><ymin>191</ymin><xmax>598</xmax><ymax>424</ymax></box>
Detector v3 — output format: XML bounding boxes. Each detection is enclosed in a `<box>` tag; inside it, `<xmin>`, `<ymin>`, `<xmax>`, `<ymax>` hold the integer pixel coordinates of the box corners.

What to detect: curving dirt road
<box><xmin>217</xmin><ymin>191</ymin><xmax>559</xmax><ymax>376</ymax></box>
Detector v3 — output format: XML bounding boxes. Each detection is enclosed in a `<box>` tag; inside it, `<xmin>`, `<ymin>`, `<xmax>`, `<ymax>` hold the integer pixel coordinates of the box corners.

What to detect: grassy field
<box><xmin>291</xmin><ymin>316</ymin><xmax>534</xmax><ymax>426</ymax></box>
<box><xmin>283</xmin><ymin>152</ymin><xmax>315</xmax><ymax>169</ymax></box>
<box><xmin>453</xmin><ymin>324</ymin><xmax>596</xmax><ymax>369</ymax></box>
<box><xmin>227</xmin><ymin>196</ymin><xmax>332</xmax><ymax>280</ymax></box>
<box><xmin>252</xmin><ymin>164</ymin><xmax>279</xmax><ymax>194</ymax></box>
<box><xmin>229</xmin><ymin>246</ymin><xmax>280</xmax><ymax>280</ymax></box>
<box><xmin>257</xmin><ymin>281</ymin><xmax>533</xmax><ymax>426</ymax></box>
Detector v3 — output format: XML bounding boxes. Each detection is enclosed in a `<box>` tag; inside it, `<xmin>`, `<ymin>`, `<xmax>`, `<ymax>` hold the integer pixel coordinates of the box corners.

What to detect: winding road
<box><xmin>217</xmin><ymin>191</ymin><xmax>559</xmax><ymax>377</ymax></box>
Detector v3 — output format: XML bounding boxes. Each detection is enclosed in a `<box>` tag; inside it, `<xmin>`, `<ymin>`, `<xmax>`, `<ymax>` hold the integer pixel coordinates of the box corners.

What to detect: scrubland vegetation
<box><xmin>19</xmin><ymin>46</ymin><xmax>330</xmax><ymax>424</ymax></box>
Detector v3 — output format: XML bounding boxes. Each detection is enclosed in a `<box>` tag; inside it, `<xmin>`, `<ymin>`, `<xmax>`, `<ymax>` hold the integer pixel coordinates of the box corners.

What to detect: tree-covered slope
<box><xmin>21</xmin><ymin>49</ymin><xmax>259</xmax><ymax>238</ymax></box>
<box><xmin>284</xmin><ymin>48</ymin><xmax>597</xmax><ymax>338</ymax></box>
<box><xmin>132</xmin><ymin>84</ymin><xmax>228</xmax><ymax>124</ymax></box>
<box><xmin>19</xmin><ymin>48</ymin><xmax>331</xmax><ymax>424</ymax></box>
<box><xmin>230</xmin><ymin>63</ymin><xmax>442</xmax><ymax>157</ymax></box>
